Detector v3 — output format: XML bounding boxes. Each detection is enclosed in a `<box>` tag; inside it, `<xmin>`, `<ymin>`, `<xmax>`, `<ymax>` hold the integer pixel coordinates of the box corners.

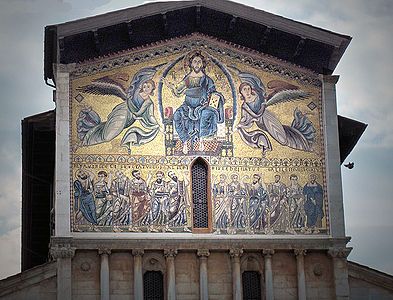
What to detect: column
<box><xmin>197</xmin><ymin>249</ymin><xmax>210</xmax><ymax>300</ymax></box>
<box><xmin>263</xmin><ymin>249</ymin><xmax>275</xmax><ymax>300</ymax></box>
<box><xmin>132</xmin><ymin>249</ymin><xmax>144</xmax><ymax>300</ymax></box>
<box><xmin>50</xmin><ymin>245</ymin><xmax>75</xmax><ymax>300</ymax></box>
<box><xmin>294</xmin><ymin>249</ymin><xmax>307</xmax><ymax>300</ymax></box>
<box><xmin>321</xmin><ymin>75</ymin><xmax>345</xmax><ymax>238</ymax></box>
<box><xmin>98</xmin><ymin>248</ymin><xmax>111</xmax><ymax>300</ymax></box>
<box><xmin>229</xmin><ymin>248</ymin><xmax>243</xmax><ymax>300</ymax></box>
<box><xmin>164</xmin><ymin>249</ymin><xmax>178</xmax><ymax>300</ymax></box>
<box><xmin>328</xmin><ymin>248</ymin><xmax>352</xmax><ymax>300</ymax></box>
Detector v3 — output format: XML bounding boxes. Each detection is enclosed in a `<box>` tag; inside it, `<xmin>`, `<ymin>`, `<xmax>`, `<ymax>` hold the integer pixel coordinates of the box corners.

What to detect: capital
<box><xmin>197</xmin><ymin>249</ymin><xmax>210</xmax><ymax>258</ymax></box>
<box><xmin>328</xmin><ymin>247</ymin><xmax>352</xmax><ymax>258</ymax></box>
<box><xmin>132</xmin><ymin>249</ymin><xmax>145</xmax><ymax>257</ymax></box>
<box><xmin>98</xmin><ymin>248</ymin><xmax>112</xmax><ymax>256</ymax></box>
<box><xmin>164</xmin><ymin>249</ymin><xmax>178</xmax><ymax>258</ymax></box>
<box><xmin>320</xmin><ymin>74</ymin><xmax>340</xmax><ymax>85</ymax></box>
<box><xmin>50</xmin><ymin>245</ymin><xmax>76</xmax><ymax>259</ymax></box>
<box><xmin>294</xmin><ymin>249</ymin><xmax>307</xmax><ymax>257</ymax></box>
<box><xmin>262</xmin><ymin>249</ymin><xmax>275</xmax><ymax>257</ymax></box>
<box><xmin>229</xmin><ymin>248</ymin><xmax>243</xmax><ymax>258</ymax></box>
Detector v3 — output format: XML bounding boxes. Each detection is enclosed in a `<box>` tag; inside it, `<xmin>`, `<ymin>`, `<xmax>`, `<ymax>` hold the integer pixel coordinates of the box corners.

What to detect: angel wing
<box><xmin>228</xmin><ymin>65</ymin><xmax>266</xmax><ymax>98</ymax></box>
<box><xmin>77</xmin><ymin>73</ymin><xmax>129</xmax><ymax>101</ymax></box>
<box><xmin>265</xmin><ymin>80</ymin><xmax>310</xmax><ymax>107</ymax></box>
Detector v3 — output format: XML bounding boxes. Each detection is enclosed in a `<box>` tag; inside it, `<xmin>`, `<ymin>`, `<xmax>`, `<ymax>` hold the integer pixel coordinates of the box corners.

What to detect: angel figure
<box><xmin>76</xmin><ymin>66</ymin><xmax>162</xmax><ymax>152</ymax></box>
<box><xmin>230</xmin><ymin>66</ymin><xmax>316</xmax><ymax>155</ymax></box>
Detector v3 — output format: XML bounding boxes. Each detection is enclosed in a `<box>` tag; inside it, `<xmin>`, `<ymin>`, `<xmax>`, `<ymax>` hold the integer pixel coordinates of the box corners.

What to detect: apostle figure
<box><xmin>287</xmin><ymin>174</ymin><xmax>306</xmax><ymax>230</ymax></box>
<box><xmin>94</xmin><ymin>170</ymin><xmax>112</xmax><ymax>226</ymax></box>
<box><xmin>303</xmin><ymin>174</ymin><xmax>324</xmax><ymax>233</ymax></box>
<box><xmin>213</xmin><ymin>174</ymin><xmax>229</xmax><ymax>234</ymax></box>
<box><xmin>246</xmin><ymin>174</ymin><xmax>269</xmax><ymax>232</ymax></box>
<box><xmin>74</xmin><ymin>169</ymin><xmax>98</xmax><ymax>230</ymax></box>
<box><xmin>149</xmin><ymin>171</ymin><xmax>171</xmax><ymax>232</ymax></box>
<box><xmin>167</xmin><ymin>171</ymin><xmax>191</xmax><ymax>232</ymax></box>
<box><xmin>110</xmin><ymin>171</ymin><xmax>131</xmax><ymax>231</ymax></box>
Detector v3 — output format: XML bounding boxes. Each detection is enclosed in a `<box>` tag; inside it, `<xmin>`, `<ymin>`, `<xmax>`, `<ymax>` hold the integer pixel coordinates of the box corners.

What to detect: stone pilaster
<box><xmin>197</xmin><ymin>249</ymin><xmax>210</xmax><ymax>300</ymax></box>
<box><xmin>229</xmin><ymin>248</ymin><xmax>243</xmax><ymax>300</ymax></box>
<box><xmin>321</xmin><ymin>74</ymin><xmax>345</xmax><ymax>238</ymax></box>
<box><xmin>98</xmin><ymin>248</ymin><xmax>111</xmax><ymax>300</ymax></box>
<box><xmin>132</xmin><ymin>249</ymin><xmax>144</xmax><ymax>300</ymax></box>
<box><xmin>50</xmin><ymin>245</ymin><xmax>76</xmax><ymax>300</ymax></box>
<box><xmin>164</xmin><ymin>249</ymin><xmax>178</xmax><ymax>300</ymax></box>
<box><xmin>294</xmin><ymin>249</ymin><xmax>307</xmax><ymax>300</ymax></box>
<box><xmin>328</xmin><ymin>247</ymin><xmax>352</xmax><ymax>300</ymax></box>
<box><xmin>54</xmin><ymin>63</ymin><xmax>75</xmax><ymax>237</ymax></box>
<box><xmin>263</xmin><ymin>249</ymin><xmax>275</xmax><ymax>300</ymax></box>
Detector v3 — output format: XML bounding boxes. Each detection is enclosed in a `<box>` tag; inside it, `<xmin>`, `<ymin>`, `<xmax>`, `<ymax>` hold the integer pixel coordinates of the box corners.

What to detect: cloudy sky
<box><xmin>0</xmin><ymin>0</ymin><xmax>392</xmax><ymax>280</ymax></box>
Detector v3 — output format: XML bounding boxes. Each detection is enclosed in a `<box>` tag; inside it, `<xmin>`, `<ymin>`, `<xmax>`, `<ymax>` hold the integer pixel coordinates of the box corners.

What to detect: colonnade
<box><xmin>95</xmin><ymin>248</ymin><xmax>311</xmax><ymax>300</ymax></box>
<box><xmin>51</xmin><ymin>245</ymin><xmax>350</xmax><ymax>299</ymax></box>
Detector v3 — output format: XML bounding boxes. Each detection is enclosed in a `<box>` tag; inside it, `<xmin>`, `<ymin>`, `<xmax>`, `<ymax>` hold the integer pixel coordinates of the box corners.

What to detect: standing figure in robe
<box><xmin>287</xmin><ymin>174</ymin><xmax>306</xmax><ymax>230</ymax></box>
<box><xmin>227</xmin><ymin>173</ymin><xmax>247</xmax><ymax>232</ymax></box>
<box><xmin>268</xmin><ymin>175</ymin><xmax>291</xmax><ymax>233</ymax></box>
<box><xmin>149</xmin><ymin>171</ymin><xmax>171</xmax><ymax>232</ymax></box>
<box><xmin>129</xmin><ymin>169</ymin><xmax>149</xmax><ymax>231</ymax></box>
<box><xmin>110</xmin><ymin>172</ymin><xmax>131</xmax><ymax>231</ymax></box>
<box><xmin>213</xmin><ymin>174</ymin><xmax>230</xmax><ymax>234</ymax></box>
<box><xmin>303</xmin><ymin>174</ymin><xmax>324</xmax><ymax>233</ymax></box>
<box><xmin>94</xmin><ymin>170</ymin><xmax>112</xmax><ymax>226</ymax></box>
<box><xmin>74</xmin><ymin>169</ymin><xmax>98</xmax><ymax>230</ymax></box>
<box><xmin>246</xmin><ymin>174</ymin><xmax>269</xmax><ymax>232</ymax></box>
<box><xmin>167</xmin><ymin>171</ymin><xmax>190</xmax><ymax>232</ymax></box>
<box><xmin>164</xmin><ymin>51</ymin><xmax>225</xmax><ymax>154</ymax></box>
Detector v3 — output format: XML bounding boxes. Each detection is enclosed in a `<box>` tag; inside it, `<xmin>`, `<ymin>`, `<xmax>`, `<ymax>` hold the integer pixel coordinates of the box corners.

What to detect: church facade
<box><xmin>1</xmin><ymin>1</ymin><xmax>393</xmax><ymax>299</ymax></box>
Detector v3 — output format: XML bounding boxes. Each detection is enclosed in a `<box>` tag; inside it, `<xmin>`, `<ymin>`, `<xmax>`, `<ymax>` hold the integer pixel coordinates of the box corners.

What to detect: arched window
<box><xmin>143</xmin><ymin>271</ymin><xmax>164</xmax><ymax>300</ymax></box>
<box><xmin>191</xmin><ymin>158</ymin><xmax>211</xmax><ymax>232</ymax></box>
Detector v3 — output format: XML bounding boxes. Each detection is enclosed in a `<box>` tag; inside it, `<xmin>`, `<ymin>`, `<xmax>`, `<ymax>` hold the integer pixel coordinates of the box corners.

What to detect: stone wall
<box><xmin>207</xmin><ymin>252</ymin><xmax>232</xmax><ymax>300</ymax></box>
<box><xmin>109</xmin><ymin>252</ymin><xmax>133</xmax><ymax>300</ymax></box>
<box><xmin>272</xmin><ymin>252</ymin><xmax>298</xmax><ymax>299</ymax></box>
<box><xmin>304</xmin><ymin>252</ymin><xmax>335</xmax><ymax>299</ymax></box>
<box><xmin>72</xmin><ymin>250</ymin><xmax>100</xmax><ymax>300</ymax></box>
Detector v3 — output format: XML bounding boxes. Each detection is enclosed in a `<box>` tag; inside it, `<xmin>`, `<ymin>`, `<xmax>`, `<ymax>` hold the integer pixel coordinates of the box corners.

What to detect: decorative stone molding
<box><xmin>164</xmin><ymin>249</ymin><xmax>178</xmax><ymax>258</ymax></box>
<box><xmin>50</xmin><ymin>245</ymin><xmax>76</xmax><ymax>259</ymax></box>
<box><xmin>294</xmin><ymin>249</ymin><xmax>307</xmax><ymax>257</ymax></box>
<box><xmin>98</xmin><ymin>248</ymin><xmax>112</xmax><ymax>256</ymax></box>
<box><xmin>328</xmin><ymin>247</ymin><xmax>352</xmax><ymax>258</ymax></box>
<box><xmin>262</xmin><ymin>249</ymin><xmax>275</xmax><ymax>257</ymax></box>
<box><xmin>229</xmin><ymin>248</ymin><xmax>243</xmax><ymax>258</ymax></box>
<box><xmin>132</xmin><ymin>249</ymin><xmax>145</xmax><ymax>257</ymax></box>
<box><xmin>197</xmin><ymin>249</ymin><xmax>210</xmax><ymax>258</ymax></box>
<box><xmin>80</xmin><ymin>262</ymin><xmax>91</xmax><ymax>272</ymax></box>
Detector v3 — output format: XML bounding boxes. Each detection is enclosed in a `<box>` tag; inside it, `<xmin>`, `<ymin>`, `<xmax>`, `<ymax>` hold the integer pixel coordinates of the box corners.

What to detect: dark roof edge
<box><xmin>22</xmin><ymin>110</ymin><xmax>55</xmax><ymax>122</ymax></box>
<box><xmin>53</xmin><ymin>0</ymin><xmax>351</xmax><ymax>48</ymax></box>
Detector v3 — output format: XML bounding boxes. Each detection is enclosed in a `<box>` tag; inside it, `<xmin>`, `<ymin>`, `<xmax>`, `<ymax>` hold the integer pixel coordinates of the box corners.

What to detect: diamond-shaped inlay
<box><xmin>75</xmin><ymin>93</ymin><xmax>84</xmax><ymax>102</ymax></box>
<box><xmin>307</xmin><ymin>101</ymin><xmax>317</xmax><ymax>110</ymax></box>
